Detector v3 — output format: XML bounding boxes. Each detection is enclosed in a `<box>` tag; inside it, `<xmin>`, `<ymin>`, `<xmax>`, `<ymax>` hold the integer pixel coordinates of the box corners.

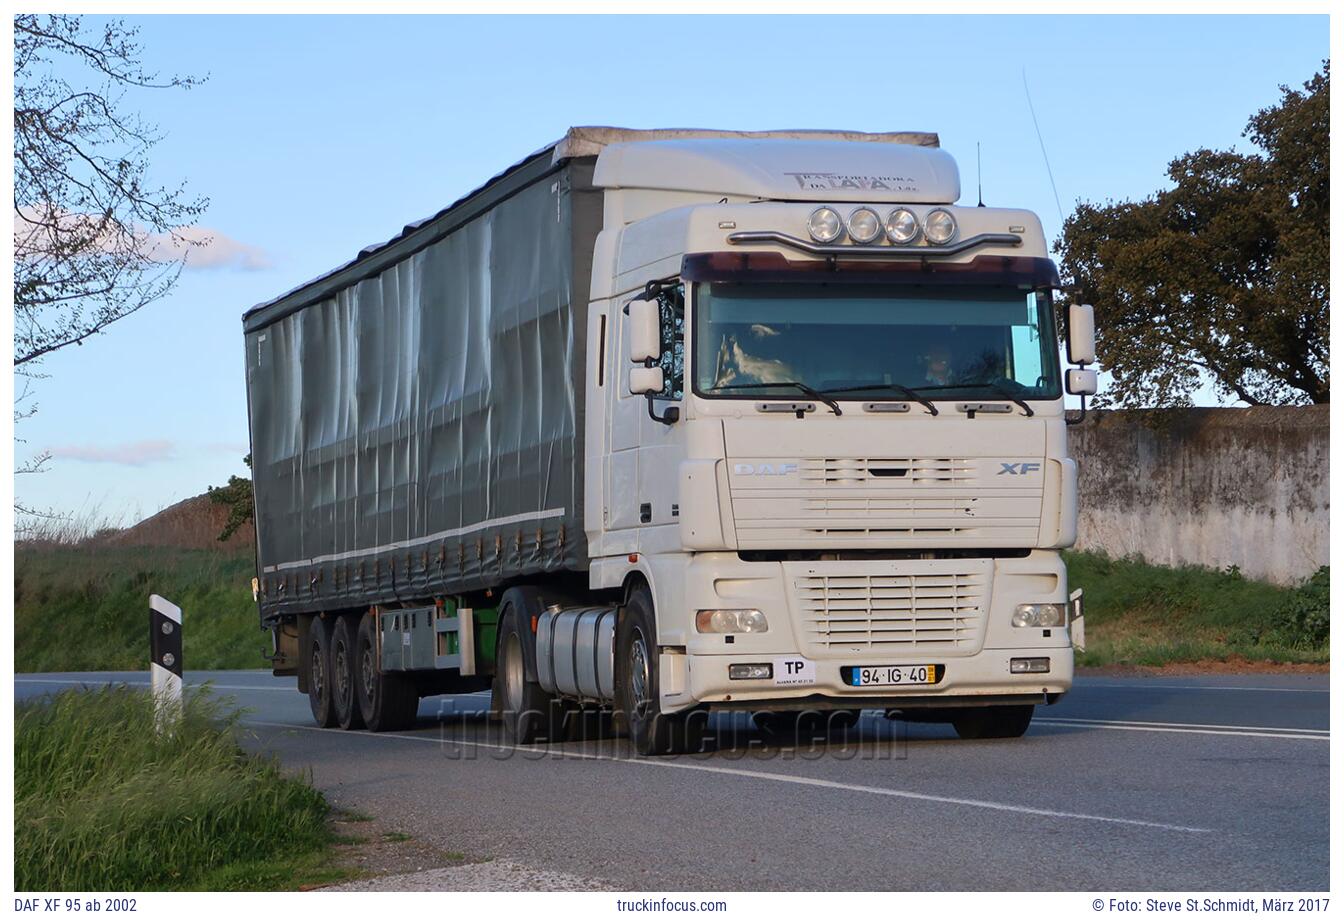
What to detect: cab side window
<box><xmin>655</xmin><ymin>284</ymin><xmax>685</xmax><ymax>400</ymax></box>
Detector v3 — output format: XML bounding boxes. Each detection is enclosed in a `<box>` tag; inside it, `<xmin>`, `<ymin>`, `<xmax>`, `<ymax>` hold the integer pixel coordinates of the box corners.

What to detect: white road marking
<box><xmin>1078</xmin><ymin>681</ymin><xmax>1327</xmax><ymax>694</ymax></box>
<box><xmin>14</xmin><ymin>676</ymin><xmax>293</xmax><ymax>693</ymax></box>
<box><xmin>14</xmin><ymin>676</ymin><xmax>495</xmax><ymax>698</ymax></box>
<box><xmin>244</xmin><ymin>719</ymin><xmax>1212</xmax><ymax>834</ymax></box>
<box><xmin>1036</xmin><ymin>717</ymin><xmax>1328</xmax><ymax>741</ymax></box>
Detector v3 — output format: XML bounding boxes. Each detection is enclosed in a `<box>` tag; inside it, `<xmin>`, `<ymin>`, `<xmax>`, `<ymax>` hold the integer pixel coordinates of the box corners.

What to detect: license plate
<box><xmin>844</xmin><ymin>665</ymin><xmax>940</xmax><ymax>687</ymax></box>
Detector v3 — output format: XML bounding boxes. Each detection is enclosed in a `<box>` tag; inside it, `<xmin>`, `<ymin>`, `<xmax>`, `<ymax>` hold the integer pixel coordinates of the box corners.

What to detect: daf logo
<box><xmin>998</xmin><ymin>462</ymin><xmax>1042</xmax><ymax>476</ymax></box>
<box><xmin>734</xmin><ymin>463</ymin><xmax>798</xmax><ymax>476</ymax></box>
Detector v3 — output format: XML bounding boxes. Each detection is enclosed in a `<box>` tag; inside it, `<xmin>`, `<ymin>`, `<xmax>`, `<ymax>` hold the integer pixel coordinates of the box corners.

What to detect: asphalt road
<box><xmin>15</xmin><ymin>669</ymin><xmax>1330</xmax><ymax>891</ymax></box>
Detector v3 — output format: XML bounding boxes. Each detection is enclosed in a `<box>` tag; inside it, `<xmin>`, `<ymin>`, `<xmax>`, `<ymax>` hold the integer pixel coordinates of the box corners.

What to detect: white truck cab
<box><xmin>581</xmin><ymin>135</ymin><xmax>1090</xmax><ymax>748</ymax></box>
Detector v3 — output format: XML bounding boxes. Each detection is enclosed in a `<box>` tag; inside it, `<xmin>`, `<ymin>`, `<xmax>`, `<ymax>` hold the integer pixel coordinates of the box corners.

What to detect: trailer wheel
<box><xmin>355</xmin><ymin>613</ymin><xmax>419</xmax><ymax>732</ymax></box>
<box><xmin>331</xmin><ymin>615</ymin><xmax>365</xmax><ymax>730</ymax></box>
<box><xmin>952</xmin><ymin>704</ymin><xmax>1034</xmax><ymax>739</ymax></box>
<box><xmin>494</xmin><ymin>604</ymin><xmax>564</xmax><ymax>744</ymax></box>
<box><xmin>616</xmin><ymin>587</ymin><xmax>707</xmax><ymax>756</ymax></box>
<box><xmin>307</xmin><ymin>616</ymin><xmax>338</xmax><ymax>728</ymax></box>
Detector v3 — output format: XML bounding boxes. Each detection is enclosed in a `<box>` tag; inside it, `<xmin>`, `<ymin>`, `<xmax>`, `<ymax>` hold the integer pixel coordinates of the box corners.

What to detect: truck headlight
<box><xmin>1012</xmin><ymin>603</ymin><xmax>1067</xmax><ymax>628</ymax></box>
<box><xmin>696</xmin><ymin>609</ymin><xmax>769</xmax><ymax>634</ymax></box>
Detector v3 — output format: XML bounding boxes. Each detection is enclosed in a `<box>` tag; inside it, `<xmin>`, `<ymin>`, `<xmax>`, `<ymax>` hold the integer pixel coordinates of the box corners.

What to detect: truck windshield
<box><xmin>693</xmin><ymin>283</ymin><xmax>1062</xmax><ymax>401</ymax></box>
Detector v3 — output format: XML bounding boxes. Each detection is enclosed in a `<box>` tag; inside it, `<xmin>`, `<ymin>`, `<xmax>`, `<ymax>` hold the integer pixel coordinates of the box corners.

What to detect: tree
<box><xmin>207</xmin><ymin>455</ymin><xmax>254</xmax><ymax>542</ymax></box>
<box><xmin>13</xmin><ymin>14</ymin><xmax>208</xmax><ymax>370</ymax></box>
<box><xmin>1055</xmin><ymin>65</ymin><xmax>1328</xmax><ymax>407</ymax></box>
<box><xmin>13</xmin><ymin>15</ymin><xmax>208</xmax><ymax>521</ymax></box>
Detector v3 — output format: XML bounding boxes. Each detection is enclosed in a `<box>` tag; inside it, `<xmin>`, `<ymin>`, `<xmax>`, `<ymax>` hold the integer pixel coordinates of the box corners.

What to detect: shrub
<box><xmin>1267</xmin><ymin>566</ymin><xmax>1330</xmax><ymax>650</ymax></box>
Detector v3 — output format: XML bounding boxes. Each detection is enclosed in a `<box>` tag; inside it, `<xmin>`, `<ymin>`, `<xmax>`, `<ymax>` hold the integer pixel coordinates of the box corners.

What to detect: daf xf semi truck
<box><xmin>244</xmin><ymin>127</ymin><xmax>1097</xmax><ymax>755</ymax></box>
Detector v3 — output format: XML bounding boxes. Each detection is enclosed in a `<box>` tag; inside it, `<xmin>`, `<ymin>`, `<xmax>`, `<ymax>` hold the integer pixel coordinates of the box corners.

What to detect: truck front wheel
<box><xmin>355</xmin><ymin>613</ymin><xmax>419</xmax><ymax>732</ymax></box>
<box><xmin>616</xmin><ymin>587</ymin><xmax>706</xmax><ymax>756</ymax></box>
<box><xmin>494</xmin><ymin>604</ymin><xmax>564</xmax><ymax>744</ymax></box>
<box><xmin>307</xmin><ymin>616</ymin><xmax>337</xmax><ymax>728</ymax></box>
<box><xmin>951</xmin><ymin>704</ymin><xmax>1034</xmax><ymax>739</ymax></box>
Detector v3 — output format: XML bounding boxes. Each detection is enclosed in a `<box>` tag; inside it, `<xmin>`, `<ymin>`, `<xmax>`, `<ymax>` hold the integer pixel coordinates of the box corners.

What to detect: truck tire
<box><xmin>331</xmin><ymin>615</ymin><xmax>365</xmax><ymax>730</ymax></box>
<box><xmin>355</xmin><ymin>613</ymin><xmax>419</xmax><ymax>732</ymax></box>
<box><xmin>307</xmin><ymin>616</ymin><xmax>338</xmax><ymax>728</ymax></box>
<box><xmin>952</xmin><ymin>704</ymin><xmax>1034</xmax><ymax>739</ymax></box>
<box><xmin>616</xmin><ymin>587</ymin><xmax>707</xmax><ymax>756</ymax></box>
<box><xmin>494</xmin><ymin>604</ymin><xmax>564</xmax><ymax>744</ymax></box>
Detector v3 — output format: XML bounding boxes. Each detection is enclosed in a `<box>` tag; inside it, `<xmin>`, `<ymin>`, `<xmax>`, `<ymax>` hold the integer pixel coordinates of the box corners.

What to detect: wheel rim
<box><xmin>503</xmin><ymin>632</ymin><xmax>524</xmax><ymax>711</ymax></box>
<box><xmin>311</xmin><ymin>644</ymin><xmax>325</xmax><ymax>699</ymax></box>
<box><xmin>360</xmin><ymin>640</ymin><xmax>375</xmax><ymax>703</ymax></box>
<box><xmin>629</xmin><ymin>630</ymin><xmax>651</xmax><ymax>717</ymax></box>
<box><xmin>334</xmin><ymin>640</ymin><xmax>349</xmax><ymax>704</ymax></box>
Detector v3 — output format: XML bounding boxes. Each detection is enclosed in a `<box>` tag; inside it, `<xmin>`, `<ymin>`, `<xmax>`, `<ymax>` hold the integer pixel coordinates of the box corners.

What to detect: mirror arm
<box><xmin>1066</xmin><ymin>361</ymin><xmax>1089</xmax><ymax>427</ymax></box>
<box><xmin>646</xmin><ymin>393</ymin><xmax>679</xmax><ymax>426</ymax></box>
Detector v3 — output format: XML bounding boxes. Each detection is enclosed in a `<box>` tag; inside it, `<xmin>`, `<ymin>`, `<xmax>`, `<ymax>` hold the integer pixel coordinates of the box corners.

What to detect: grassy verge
<box><xmin>14</xmin><ymin>545</ymin><xmax>264</xmax><ymax>671</ymax></box>
<box><xmin>14</xmin><ymin>540</ymin><xmax>1327</xmax><ymax>674</ymax></box>
<box><xmin>15</xmin><ymin>685</ymin><xmax>348</xmax><ymax>891</ymax></box>
<box><xmin>1066</xmin><ymin>551</ymin><xmax>1329</xmax><ymax>668</ymax></box>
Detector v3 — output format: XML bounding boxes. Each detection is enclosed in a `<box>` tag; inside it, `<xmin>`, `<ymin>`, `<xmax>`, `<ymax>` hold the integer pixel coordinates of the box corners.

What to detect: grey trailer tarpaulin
<box><xmin>243</xmin><ymin>148</ymin><xmax>602</xmax><ymax>623</ymax></box>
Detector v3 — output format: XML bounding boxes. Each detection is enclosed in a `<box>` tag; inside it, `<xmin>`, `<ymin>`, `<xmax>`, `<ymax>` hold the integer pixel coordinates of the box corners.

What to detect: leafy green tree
<box><xmin>207</xmin><ymin>455</ymin><xmax>253</xmax><ymax>542</ymax></box>
<box><xmin>1055</xmin><ymin>65</ymin><xmax>1328</xmax><ymax>407</ymax></box>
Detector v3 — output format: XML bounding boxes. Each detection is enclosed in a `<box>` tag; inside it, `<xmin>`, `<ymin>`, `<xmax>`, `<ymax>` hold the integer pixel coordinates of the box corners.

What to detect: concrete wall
<box><xmin>1068</xmin><ymin>406</ymin><xmax>1329</xmax><ymax>585</ymax></box>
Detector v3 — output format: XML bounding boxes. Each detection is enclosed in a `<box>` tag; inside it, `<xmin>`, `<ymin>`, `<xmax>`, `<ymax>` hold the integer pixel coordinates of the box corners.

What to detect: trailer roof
<box><xmin>243</xmin><ymin>127</ymin><xmax>941</xmax><ymax>331</ymax></box>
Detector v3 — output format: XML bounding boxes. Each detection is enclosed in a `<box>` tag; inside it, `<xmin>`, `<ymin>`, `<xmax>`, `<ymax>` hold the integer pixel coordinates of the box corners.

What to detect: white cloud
<box><xmin>14</xmin><ymin>205</ymin><xmax>272</xmax><ymax>271</ymax></box>
<box><xmin>48</xmin><ymin>439</ymin><xmax>176</xmax><ymax>466</ymax></box>
<box><xmin>151</xmin><ymin>225</ymin><xmax>273</xmax><ymax>271</ymax></box>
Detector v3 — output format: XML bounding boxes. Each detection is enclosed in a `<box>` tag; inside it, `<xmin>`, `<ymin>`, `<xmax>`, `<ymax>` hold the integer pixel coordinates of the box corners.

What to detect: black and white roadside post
<box><xmin>150</xmin><ymin>594</ymin><xmax>183</xmax><ymax>731</ymax></box>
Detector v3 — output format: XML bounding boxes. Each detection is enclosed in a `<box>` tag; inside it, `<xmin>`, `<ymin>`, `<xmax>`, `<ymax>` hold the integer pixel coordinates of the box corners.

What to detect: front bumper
<box><xmin>653</xmin><ymin>550</ymin><xmax>1076</xmax><ymax>713</ymax></box>
<box><xmin>671</xmin><ymin>646</ymin><xmax>1072</xmax><ymax>712</ymax></box>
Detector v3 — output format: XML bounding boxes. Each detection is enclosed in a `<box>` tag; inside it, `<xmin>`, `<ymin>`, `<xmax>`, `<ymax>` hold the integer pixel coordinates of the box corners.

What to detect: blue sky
<box><xmin>13</xmin><ymin>14</ymin><xmax>1329</xmax><ymax>523</ymax></box>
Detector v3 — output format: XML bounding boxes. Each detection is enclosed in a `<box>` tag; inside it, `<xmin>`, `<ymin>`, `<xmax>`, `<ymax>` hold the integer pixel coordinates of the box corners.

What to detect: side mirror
<box><xmin>627</xmin><ymin>299</ymin><xmax>660</xmax><ymax>363</ymax></box>
<box><xmin>1068</xmin><ymin>303</ymin><xmax>1096</xmax><ymax>366</ymax></box>
<box><xmin>1066</xmin><ymin>368</ymin><xmax>1098</xmax><ymax>396</ymax></box>
<box><xmin>629</xmin><ymin>365</ymin><xmax>664</xmax><ymax>396</ymax></box>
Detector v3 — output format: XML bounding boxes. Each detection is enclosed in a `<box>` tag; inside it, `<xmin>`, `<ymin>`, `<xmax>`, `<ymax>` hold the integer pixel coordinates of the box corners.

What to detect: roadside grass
<box><xmin>14</xmin><ymin>544</ymin><xmax>264</xmax><ymax>672</ymax></box>
<box><xmin>13</xmin><ymin>535</ymin><xmax>1328</xmax><ymax>674</ymax></box>
<box><xmin>15</xmin><ymin>685</ymin><xmax>348</xmax><ymax>891</ymax></box>
<box><xmin>1066</xmin><ymin>551</ymin><xmax>1330</xmax><ymax>668</ymax></box>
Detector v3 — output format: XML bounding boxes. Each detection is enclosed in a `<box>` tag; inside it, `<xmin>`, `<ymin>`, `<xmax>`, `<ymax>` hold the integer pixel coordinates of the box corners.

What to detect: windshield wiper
<box><xmin>705</xmin><ymin>381</ymin><xmax>842</xmax><ymax>416</ymax></box>
<box><xmin>817</xmin><ymin>383</ymin><xmax>939</xmax><ymax>417</ymax></box>
<box><xmin>914</xmin><ymin>382</ymin><xmax>1035</xmax><ymax>417</ymax></box>
<box><xmin>980</xmin><ymin>381</ymin><xmax>1035</xmax><ymax>417</ymax></box>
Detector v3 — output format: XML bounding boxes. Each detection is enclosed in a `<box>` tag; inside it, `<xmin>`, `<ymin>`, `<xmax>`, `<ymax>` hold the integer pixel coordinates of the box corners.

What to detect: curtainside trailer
<box><xmin>244</xmin><ymin>127</ymin><xmax>1096</xmax><ymax>753</ymax></box>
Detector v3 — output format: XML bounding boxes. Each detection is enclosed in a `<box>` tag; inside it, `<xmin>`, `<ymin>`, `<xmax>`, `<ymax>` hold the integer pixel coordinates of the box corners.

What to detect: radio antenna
<box><xmin>976</xmin><ymin>142</ymin><xmax>984</xmax><ymax>207</ymax></box>
<box><xmin>1022</xmin><ymin>68</ymin><xmax>1064</xmax><ymax>224</ymax></box>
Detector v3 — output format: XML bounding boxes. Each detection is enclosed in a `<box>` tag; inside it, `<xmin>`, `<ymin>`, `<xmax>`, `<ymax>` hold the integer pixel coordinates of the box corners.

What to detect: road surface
<box><xmin>15</xmin><ymin>669</ymin><xmax>1329</xmax><ymax>890</ymax></box>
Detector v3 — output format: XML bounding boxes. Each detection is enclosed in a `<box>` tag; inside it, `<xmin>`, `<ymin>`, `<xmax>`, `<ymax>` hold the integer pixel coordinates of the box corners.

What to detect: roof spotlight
<box><xmin>807</xmin><ymin>207</ymin><xmax>844</xmax><ymax>243</ymax></box>
<box><xmin>885</xmin><ymin>208</ymin><xmax>920</xmax><ymax>244</ymax></box>
<box><xmin>846</xmin><ymin>207</ymin><xmax>882</xmax><ymax>245</ymax></box>
<box><xmin>924</xmin><ymin>209</ymin><xmax>958</xmax><ymax>245</ymax></box>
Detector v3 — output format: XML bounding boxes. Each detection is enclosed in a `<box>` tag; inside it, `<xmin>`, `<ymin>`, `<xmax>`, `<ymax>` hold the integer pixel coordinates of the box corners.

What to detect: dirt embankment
<box><xmin>94</xmin><ymin>493</ymin><xmax>254</xmax><ymax>551</ymax></box>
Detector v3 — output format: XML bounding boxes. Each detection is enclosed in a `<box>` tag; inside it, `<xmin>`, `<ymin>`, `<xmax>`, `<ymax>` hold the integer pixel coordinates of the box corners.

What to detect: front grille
<box><xmin>799</xmin><ymin>457</ymin><xmax>976</xmax><ymax>486</ymax></box>
<box><xmin>795</xmin><ymin>570</ymin><xmax>988</xmax><ymax>654</ymax></box>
